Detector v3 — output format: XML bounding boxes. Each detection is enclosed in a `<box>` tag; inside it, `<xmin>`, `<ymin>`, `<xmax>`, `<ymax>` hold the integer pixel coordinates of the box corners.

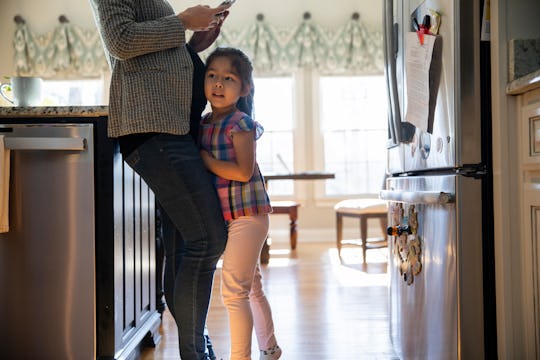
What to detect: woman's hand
<box><xmin>188</xmin><ymin>12</ymin><xmax>229</xmax><ymax>52</ymax></box>
<box><xmin>177</xmin><ymin>4</ymin><xmax>231</xmax><ymax>31</ymax></box>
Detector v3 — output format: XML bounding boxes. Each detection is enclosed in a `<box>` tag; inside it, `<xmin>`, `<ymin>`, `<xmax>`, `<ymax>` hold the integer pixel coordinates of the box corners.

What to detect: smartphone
<box><xmin>216</xmin><ymin>0</ymin><xmax>236</xmax><ymax>17</ymax></box>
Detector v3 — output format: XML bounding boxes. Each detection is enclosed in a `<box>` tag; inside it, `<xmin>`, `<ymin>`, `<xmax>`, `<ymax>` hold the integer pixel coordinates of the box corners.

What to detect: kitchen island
<box><xmin>0</xmin><ymin>106</ymin><xmax>161</xmax><ymax>359</ymax></box>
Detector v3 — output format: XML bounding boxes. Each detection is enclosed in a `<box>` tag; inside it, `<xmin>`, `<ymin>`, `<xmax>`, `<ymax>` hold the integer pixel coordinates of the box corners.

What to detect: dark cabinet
<box><xmin>94</xmin><ymin>117</ymin><xmax>161</xmax><ymax>359</ymax></box>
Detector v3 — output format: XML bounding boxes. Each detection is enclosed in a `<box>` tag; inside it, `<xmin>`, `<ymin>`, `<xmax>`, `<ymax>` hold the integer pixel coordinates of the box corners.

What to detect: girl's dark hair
<box><xmin>205</xmin><ymin>47</ymin><xmax>255</xmax><ymax>117</ymax></box>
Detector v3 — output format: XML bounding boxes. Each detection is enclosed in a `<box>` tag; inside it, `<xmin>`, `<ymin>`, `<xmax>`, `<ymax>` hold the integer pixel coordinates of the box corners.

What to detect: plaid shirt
<box><xmin>199</xmin><ymin>111</ymin><xmax>272</xmax><ymax>221</ymax></box>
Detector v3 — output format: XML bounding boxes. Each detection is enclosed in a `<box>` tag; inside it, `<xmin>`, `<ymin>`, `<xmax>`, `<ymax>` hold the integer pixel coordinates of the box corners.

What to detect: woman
<box><xmin>90</xmin><ymin>1</ymin><xmax>232</xmax><ymax>358</ymax></box>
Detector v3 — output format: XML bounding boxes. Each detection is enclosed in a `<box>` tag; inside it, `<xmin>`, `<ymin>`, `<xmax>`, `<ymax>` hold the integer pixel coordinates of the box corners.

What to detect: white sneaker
<box><xmin>260</xmin><ymin>345</ymin><xmax>282</xmax><ymax>360</ymax></box>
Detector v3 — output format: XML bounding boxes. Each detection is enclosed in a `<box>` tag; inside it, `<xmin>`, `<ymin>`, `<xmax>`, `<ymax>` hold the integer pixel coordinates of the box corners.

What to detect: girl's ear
<box><xmin>241</xmin><ymin>84</ymin><xmax>251</xmax><ymax>97</ymax></box>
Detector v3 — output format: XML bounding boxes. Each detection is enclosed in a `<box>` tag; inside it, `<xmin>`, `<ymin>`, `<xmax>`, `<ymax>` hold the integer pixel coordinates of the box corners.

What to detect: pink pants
<box><xmin>221</xmin><ymin>214</ymin><xmax>278</xmax><ymax>360</ymax></box>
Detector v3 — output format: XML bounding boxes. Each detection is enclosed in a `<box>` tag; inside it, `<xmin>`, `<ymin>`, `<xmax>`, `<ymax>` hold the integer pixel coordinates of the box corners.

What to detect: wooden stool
<box><xmin>334</xmin><ymin>199</ymin><xmax>388</xmax><ymax>263</ymax></box>
<box><xmin>270</xmin><ymin>200</ymin><xmax>300</xmax><ymax>250</ymax></box>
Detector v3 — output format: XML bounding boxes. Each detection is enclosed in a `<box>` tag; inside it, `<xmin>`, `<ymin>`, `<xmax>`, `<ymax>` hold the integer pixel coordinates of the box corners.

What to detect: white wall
<box><xmin>505</xmin><ymin>0</ymin><xmax>540</xmax><ymax>39</ymax></box>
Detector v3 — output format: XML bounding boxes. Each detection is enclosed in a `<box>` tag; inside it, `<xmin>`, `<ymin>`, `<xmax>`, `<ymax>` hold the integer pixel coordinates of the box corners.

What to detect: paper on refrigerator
<box><xmin>404</xmin><ymin>32</ymin><xmax>437</xmax><ymax>133</ymax></box>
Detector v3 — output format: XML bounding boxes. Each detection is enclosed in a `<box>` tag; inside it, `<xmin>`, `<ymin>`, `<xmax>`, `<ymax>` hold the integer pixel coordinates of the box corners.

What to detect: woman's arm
<box><xmin>91</xmin><ymin>0</ymin><xmax>230</xmax><ymax>60</ymax></box>
<box><xmin>200</xmin><ymin>130</ymin><xmax>256</xmax><ymax>182</ymax></box>
<box><xmin>90</xmin><ymin>0</ymin><xmax>182</xmax><ymax>60</ymax></box>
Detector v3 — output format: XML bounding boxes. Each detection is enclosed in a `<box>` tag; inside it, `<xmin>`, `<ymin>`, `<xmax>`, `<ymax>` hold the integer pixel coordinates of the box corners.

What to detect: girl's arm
<box><xmin>200</xmin><ymin>130</ymin><xmax>256</xmax><ymax>182</ymax></box>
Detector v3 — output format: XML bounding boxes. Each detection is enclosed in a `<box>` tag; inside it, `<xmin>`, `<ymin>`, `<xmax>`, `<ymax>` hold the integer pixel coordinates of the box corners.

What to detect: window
<box><xmin>254</xmin><ymin>77</ymin><xmax>295</xmax><ymax>196</ymax></box>
<box><xmin>44</xmin><ymin>74</ymin><xmax>388</xmax><ymax>199</ymax></box>
<box><xmin>41</xmin><ymin>79</ymin><xmax>105</xmax><ymax>106</ymax></box>
<box><xmin>318</xmin><ymin>76</ymin><xmax>387</xmax><ymax>196</ymax></box>
<box><xmin>253</xmin><ymin>74</ymin><xmax>388</xmax><ymax>198</ymax></box>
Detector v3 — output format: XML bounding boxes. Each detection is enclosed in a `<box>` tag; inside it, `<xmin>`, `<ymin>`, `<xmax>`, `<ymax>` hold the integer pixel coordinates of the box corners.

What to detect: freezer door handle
<box><xmin>383</xmin><ymin>0</ymin><xmax>401</xmax><ymax>146</ymax></box>
<box><xmin>379</xmin><ymin>190</ymin><xmax>455</xmax><ymax>204</ymax></box>
<box><xmin>4</xmin><ymin>137</ymin><xmax>86</xmax><ymax>151</ymax></box>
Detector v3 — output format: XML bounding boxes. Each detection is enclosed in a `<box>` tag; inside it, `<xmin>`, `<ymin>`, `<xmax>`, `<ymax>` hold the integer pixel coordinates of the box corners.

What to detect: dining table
<box><xmin>261</xmin><ymin>171</ymin><xmax>335</xmax><ymax>263</ymax></box>
<box><xmin>264</xmin><ymin>171</ymin><xmax>335</xmax><ymax>186</ymax></box>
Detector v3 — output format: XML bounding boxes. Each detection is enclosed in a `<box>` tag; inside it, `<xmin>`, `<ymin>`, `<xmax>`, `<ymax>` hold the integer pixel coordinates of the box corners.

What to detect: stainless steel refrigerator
<box><xmin>381</xmin><ymin>0</ymin><xmax>496</xmax><ymax>359</ymax></box>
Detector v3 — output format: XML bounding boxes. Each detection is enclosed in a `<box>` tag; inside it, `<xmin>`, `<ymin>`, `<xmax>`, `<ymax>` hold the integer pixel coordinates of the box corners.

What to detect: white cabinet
<box><xmin>521</xmin><ymin>182</ymin><xmax>540</xmax><ymax>358</ymax></box>
<box><xmin>520</xmin><ymin>89</ymin><xmax>540</xmax><ymax>168</ymax></box>
<box><xmin>518</xmin><ymin>87</ymin><xmax>540</xmax><ymax>359</ymax></box>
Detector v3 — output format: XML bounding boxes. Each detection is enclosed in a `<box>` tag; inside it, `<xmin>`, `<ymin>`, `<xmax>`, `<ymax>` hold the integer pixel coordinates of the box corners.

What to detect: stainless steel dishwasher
<box><xmin>0</xmin><ymin>123</ymin><xmax>95</xmax><ymax>358</ymax></box>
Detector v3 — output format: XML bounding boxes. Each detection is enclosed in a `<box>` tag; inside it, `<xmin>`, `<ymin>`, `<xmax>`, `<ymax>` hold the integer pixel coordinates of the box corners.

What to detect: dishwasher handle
<box><xmin>379</xmin><ymin>189</ymin><xmax>455</xmax><ymax>205</ymax></box>
<box><xmin>4</xmin><ymin>137</ymin><xmax>86</xmax><ymax>151</ymax></box>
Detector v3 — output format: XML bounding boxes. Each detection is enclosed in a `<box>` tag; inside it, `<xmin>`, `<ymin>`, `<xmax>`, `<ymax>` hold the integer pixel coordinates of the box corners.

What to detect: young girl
<box><xmin>199</xmin><ymin>47</ymin><xmax>282</xmax><ymax>360</ymax></box>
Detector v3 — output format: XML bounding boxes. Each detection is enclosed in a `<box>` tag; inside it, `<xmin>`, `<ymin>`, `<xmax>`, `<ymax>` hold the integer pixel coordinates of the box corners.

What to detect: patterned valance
<box><xmin>13</xmin><ymin>15</ymin><xmax>108</xmax><ymax>78</ymax></box>
<box><xmin>12</xmin><ymin>12</ymin><xmax>383</xmax><ymax>79</ymax></box>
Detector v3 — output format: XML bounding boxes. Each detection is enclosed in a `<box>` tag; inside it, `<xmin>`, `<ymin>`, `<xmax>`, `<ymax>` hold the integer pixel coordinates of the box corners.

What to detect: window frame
<box><xmin>312</xmin><ymin>72</ymin><xmax>388</xmax><ymax>204</ymax></box>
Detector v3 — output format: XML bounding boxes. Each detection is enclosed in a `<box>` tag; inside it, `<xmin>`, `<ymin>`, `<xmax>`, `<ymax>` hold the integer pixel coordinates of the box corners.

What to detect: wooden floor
<box><xmin>141</xmin><ymin>240</ymin><xmax>398</xmax><ymax>360</ymax></box>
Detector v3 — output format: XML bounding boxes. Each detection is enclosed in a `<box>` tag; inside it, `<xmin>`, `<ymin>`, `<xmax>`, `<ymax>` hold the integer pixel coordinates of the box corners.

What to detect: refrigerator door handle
<box><xmin>4</xmin><ymin>137</ymin><xmax>86</xmax><ymax>151</ymax></box>
<box><xmin>380</xmin><ymin>189</ymin><xmax>455</xmax><ymax>205</ymax></box>
<box><xmin>383</xmin><ymin>0</ymin><xmax>401</xmax><ymax>146</ymax></box>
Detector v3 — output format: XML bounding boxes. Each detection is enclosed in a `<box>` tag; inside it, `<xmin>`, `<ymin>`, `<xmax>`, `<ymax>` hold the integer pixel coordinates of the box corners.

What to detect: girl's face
<box><xmin>204</xmin><ymin>56</ymin><xmax>247</xmax><ymax>113</ymax></box>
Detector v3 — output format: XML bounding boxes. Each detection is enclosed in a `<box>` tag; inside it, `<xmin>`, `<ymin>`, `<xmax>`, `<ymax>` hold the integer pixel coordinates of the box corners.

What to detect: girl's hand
<box><xmin>200</xmin><ymin>149</ymin><xmax>212</xmax><ymax>166</ymax></box>
<box><xmin>199</xmin><ymin>131</ymin><xmax>256</xmax><ymax>182</ymax></box>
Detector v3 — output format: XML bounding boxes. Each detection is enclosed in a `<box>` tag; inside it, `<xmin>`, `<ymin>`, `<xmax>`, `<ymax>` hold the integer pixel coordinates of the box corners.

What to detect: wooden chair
<box><xmin>270</xmin><ymin>200</ymin><xmax>300</xmax><ymax>250</ymax></box>
<box><xmin>334</xmin><ymin>199</ymin><xmax>388</xmax><ymax>263</ymax></box>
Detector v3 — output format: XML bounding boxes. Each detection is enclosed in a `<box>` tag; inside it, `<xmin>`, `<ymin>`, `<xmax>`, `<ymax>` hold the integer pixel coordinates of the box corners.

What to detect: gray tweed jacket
<box><xmin>90</xmin><ymin>0</ymin><xmax>193</xmax><ymax>138</ymax></box>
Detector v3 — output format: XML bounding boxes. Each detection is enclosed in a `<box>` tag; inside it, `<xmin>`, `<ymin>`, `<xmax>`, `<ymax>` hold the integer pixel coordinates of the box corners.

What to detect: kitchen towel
<box><xmin>0</xmin><ymin>135</ymin><xmax>10</xmax><ymax>233</ymax></box>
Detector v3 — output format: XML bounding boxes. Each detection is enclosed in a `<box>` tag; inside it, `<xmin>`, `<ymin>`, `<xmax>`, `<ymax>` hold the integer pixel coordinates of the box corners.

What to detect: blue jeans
<box><xmin>125</xmin><ymin>134</ymin><xmax>227</xmax><ymax>360</ymax></box>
